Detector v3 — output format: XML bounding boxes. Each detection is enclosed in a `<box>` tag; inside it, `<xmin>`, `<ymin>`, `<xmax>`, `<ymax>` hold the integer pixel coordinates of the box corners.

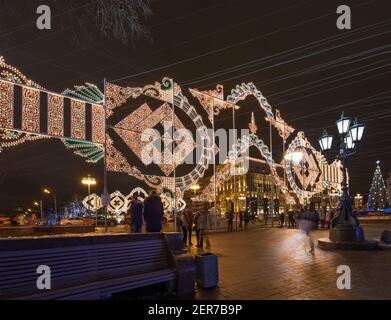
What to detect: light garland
<box><xmin>285</xmin><ymin>132</ymin><xmax>323</xmax><ymax>202</ymax></box>
<box><xmin>0</xmin><ymin>129</ymin><xmax>49</xmax><ymax>151</ymax></box>
<box><xmin>62</xmin><ymin>138</ymin><xmax>104</xmax><ymax>162</ymax></box>
<box><xmin>70</xmin><ymin>100</ymin><xmax>86</xmax><ymax>140</ymax></box>
<box><xmin>91</xmin><ymin>104</ymin><xmax>105</xmax><ymax>144</ymax></box>
<box><xmin>113</xmin><ymin>102</ymin><xmax>189</xmax><ymax>176</ymax></box>
<box><xmin>226</xmin><ymin>82</ymin><xmax>294</xmax><ymax>140</ymax></box>
<box><xmin>0</xmin><ymin>81</ymin><xmax>13</xmax><ymax>129</ymax></box>
<box><xmin>105</xmin><ymin>78</ymin><xmax>213</xmax><ymax>195</ymax></box>
<box><xmin>63</xmin><ymin>83</ymin><xmax>104</xmax><ymax>104</ymax></box>
<box><xmin>47</xmin><ymin>93</ymin><xmax>64</xmax><ymax>137</ymax></box>
<box><xmin>22</xmin><ymin>87</ymin><xmax>40</xmax><ymax>133</ymax></box>
<box><xmin>189</xmin><ymin>85</ymin><xmax>231</xmax><ymax>123</ymax></box>
<box><xmin>0</xmin><ymin>56</ymin><xmax>339</xmax><ymax>204</ymax></box>
<box><xmin>106</xmin><ymin>82</ymin><xmax>142</xmax><ymax>116</ymax></box>
<box><xmin>0</xmin><ymin>56</ymin><xmax>44</xmax><ymax>89</ymax></box>
<box><xmin>82</xmin><ymin>187</ymin><xmax>187</xmax><ymax>214</ymax></box>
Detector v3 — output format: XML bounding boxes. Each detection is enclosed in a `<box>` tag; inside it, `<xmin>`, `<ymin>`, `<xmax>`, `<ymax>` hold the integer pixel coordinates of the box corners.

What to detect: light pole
<box><xmin>34</xmin><ymin>200</ymin><xmax>43</xmax><ymax>221</ymax></box>
<box><xmin>317</xmin><ymin>112</ymin><xmax>377</xmax><ymax>249</ymax></box>
<box><xmin>82</xmin><ymin>175</ymin><xmax>97</xmax><ymax>225</ymax></box>
<box><xmin>43</xmin><ymin>188</ymin><xmax>57</xmax><ymax>224</ymax></box>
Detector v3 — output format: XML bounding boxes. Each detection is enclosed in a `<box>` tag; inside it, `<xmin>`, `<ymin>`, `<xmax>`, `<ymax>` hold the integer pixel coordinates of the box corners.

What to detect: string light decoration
<box><xmin>200</xmin><ymin>115</ymin><xmax>287</xmax><ymax>201</ymax></box>
<box><xmin>47</xmin><ymin>94</ymin><xmax>64</xmax><ymax>137</ymax></box>
<box><xmin>0</xmin><ymin>130</ymin><xmax>49</xmax><ymax>152</ymax></box>
<box><xmin>62</xmin><ymin>139</ymin><xmax>104</xmax><ymax>162</ymax></box>
<box><xmin>113</xmin><ymin>102</ymin><xmax>190</xmax><ymax>176</ymax></box>
<box><xmin>106</xmin><ymin>78</ymin><xmax>214</xmax><ymax>194</ymax></box>
<box><xmin>0</xmin><ymin>56</ymin><xmax>341</xmax><ymax>203</ymax></box>
<box><xmin>105</xmin><ymin>135</ymin><xmax>144</xmax><ymax>180</ymax></box>
<box><xmin>320</xmin><ymin>157</ymin><xmax>343</xmax><ymax>193</ymax></box>
<box><xmin>82</xmin><ymin>188</ymin><xmax>187</xmax><ymax>214</ymax></box>
<box><xmin>142</xmin><ymin>77</ymin><xmax>174</xmax><ymax>103</ymax></box>
<box><xmin>275</xmin><ymin>109</ymin><xmax>295</xmax><ymax>141</ymax></box>
<box><xmin>0</xmin><ymin>57</ymin><xmax>47</xmax><ymax>151</ymax></box>
<box><xmin>91</xmin><ymin>104</ymin><xmax>105</xmax><ymax>144</ymax></box>
<box><xmin>228</xmin><ymin>132</ymin><xmax>286</xmax><ymax>193</ymax></box>
<box><xmin>63</xmin><ymin>83</ymin><xmax>104</xmax><ymax>104</ymax></box>
<box><xmin>226</xmin><ymin>82</ymin><xmax>294</xmax><ymax>140</ymax></box>
<box><xmin>70</xmin><ymin>100</ymin><xmax>86</xmax><ymax>140</ymax></box>
<box><xmin>285</xmin><ymin>132</ymin><xmax>323</xmax><ymax>203</ymax></box>
<box><xmin>0</xmin><ymin>81</ymin><xmax>13</xmax><ymax>129</ymax></box>
<box><xmin>22</xmin><ymin>87</ymin><xmax>40</xmax><ymax>133</ymax></box>
<box><xmin>189</xmin><ymin>85</ymin><xmax>232</xmax><ymax>123</ymax></box>
<box><xmin>106</xmin><ymin>82</ymin><xmax>142</xmax><ymax>116</ymax></box>
<box><xmin>0</xmin><ymin>56</ymin><xmax>44</xmax><ymax>89</ymax></box>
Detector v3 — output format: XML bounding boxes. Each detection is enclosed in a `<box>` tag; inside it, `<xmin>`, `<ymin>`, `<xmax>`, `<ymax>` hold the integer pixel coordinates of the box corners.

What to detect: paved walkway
<box><xmin>192</xmin><ymin>221</ymin><xmax>391</xmax><ymax>300</ymax></box>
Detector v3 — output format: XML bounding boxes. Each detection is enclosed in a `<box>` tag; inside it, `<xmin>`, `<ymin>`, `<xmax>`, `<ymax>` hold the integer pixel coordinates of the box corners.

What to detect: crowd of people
<box><xmin>128</xmin><ymin>190</ymin><xmax>212</xmax><ymax>249</ymax></box>
<box><xmin>128</xmin><ymin>189</ymin><xmax>338</xmax><ymax>254</ymax></box>
<box><xmin>128</xmin><ymin>190</ymin><xmax>165</xmax><ymax>233</ymax></box>
<box><xmin>278</xmin><ymin>206</ymin><xmax>336</xmax><ymax>230</ymax></box>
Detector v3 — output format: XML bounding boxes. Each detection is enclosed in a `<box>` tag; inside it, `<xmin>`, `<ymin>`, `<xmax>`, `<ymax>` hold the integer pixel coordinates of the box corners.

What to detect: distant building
<box><xmin>185</xmin><ymin>156</ymin><xmax>332</xmax><ymax>214</ymax></box>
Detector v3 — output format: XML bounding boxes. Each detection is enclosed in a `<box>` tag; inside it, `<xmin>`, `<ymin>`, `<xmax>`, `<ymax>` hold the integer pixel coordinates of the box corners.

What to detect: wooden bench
<box><xmin>0</xmin><ymin>233</ymin><xmax>194</xmax><ymax>300</ymax></box>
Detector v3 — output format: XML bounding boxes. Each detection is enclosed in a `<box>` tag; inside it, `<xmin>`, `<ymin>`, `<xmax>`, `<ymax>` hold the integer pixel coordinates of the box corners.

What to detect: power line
<box><xmin>182</xmin><ymin>18</ymin><xmax>391</xmax><ymax>86</ymax></box>
<box><xmin>109</xmin><ymin>0</ymin><xmax>353</xmax><ymax>82</ymax></box>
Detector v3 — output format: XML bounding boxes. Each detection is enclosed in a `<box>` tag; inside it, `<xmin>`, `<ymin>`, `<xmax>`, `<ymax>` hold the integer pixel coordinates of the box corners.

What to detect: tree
<box><xmin>367</xmin><ymin>160</ymin><xmax>390</xmax><ymax>211</ymax></box>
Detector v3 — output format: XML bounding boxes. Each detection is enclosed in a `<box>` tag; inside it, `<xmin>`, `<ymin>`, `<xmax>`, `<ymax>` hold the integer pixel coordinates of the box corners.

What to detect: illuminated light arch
<box><xmin>82</xmin><ymin>188</ymin><xmax>187</xmax><ymax>214</ymax></box>
<box><xmin>284</xmin><ymin>131</ymin><xmax>344</xmax><ymax>203</ymax></box>
<box><xmin>199</xmin><ymin>113</ymin><xmax>287</xmax><ymax>202</ymax></box>
<box><xmin>226</xmin><ymin>82</ymin><xmax>294</xmax><ymax>141</ymax></box>
<box><xmin>104</xmin><ymin>78</ymin><xmax>216</xmax><ymax>197</ymax></box>
<box><xmin>0</xmin><ymin>56</ymin><xmax>47</xmax><ymax>150</ymax></box>
<box><xmin>227</xmin><ymin>133</ymin><xmax>286</xmax><ymax>192</ymax></box>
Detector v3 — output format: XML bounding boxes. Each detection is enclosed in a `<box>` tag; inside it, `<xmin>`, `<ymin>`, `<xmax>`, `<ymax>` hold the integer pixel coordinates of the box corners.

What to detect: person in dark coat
<box><xmin>226</xmin><ymin>210</ymin><xmax>233</xmax><ymax>231</ymax></box>
<box><xmin>143</xmin><ymin>190</ymin><xmax>164</xmax><ymax>232</ymax></box>
<box><xmin>288</xmin><ymin>210</ymin><xmax>295</xmax><ymax>228</ymax></box>
<box><xmin>129</xmin><ymin>194</ymin><xmax>143</xmax><ymax>233</ymax></box>
<box><xmin>298</xmin><ymin>203</ymin><xmax>319</xmax><ymax>254</ymax></box>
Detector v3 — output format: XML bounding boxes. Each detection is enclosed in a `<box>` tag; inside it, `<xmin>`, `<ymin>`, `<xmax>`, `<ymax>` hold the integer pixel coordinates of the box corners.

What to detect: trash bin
<box><xmin>195</xmin><ymin>253</ymin><xmax>218</xmax><ymax>288</ymax></box>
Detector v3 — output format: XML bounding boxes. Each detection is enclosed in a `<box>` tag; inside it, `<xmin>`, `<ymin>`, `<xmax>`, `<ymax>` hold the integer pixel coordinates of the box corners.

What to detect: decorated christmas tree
<box><xmin>367</xmin><ymin>160</ymin><xmax>390</xmax><ymax>211</ymax></box>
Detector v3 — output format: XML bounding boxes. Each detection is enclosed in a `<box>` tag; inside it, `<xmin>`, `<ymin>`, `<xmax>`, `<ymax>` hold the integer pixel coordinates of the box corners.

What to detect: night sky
<box><xmin>0</xmin><ymin>0</ymin><xmax>390</xmax><ymax>213</ymax></box>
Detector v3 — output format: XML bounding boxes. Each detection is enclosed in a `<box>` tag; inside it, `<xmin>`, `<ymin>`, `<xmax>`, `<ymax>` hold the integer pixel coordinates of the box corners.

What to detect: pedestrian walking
<box><xmin>239</xmin><ymin>211</ymin><xmax>243</xmax><ymax>230</ymax></box>
<box><xmin>279</xmin><ymin>211</ymin><xmax>285</xmax><ymax>227</ymax></box>
<box><xmin>129</xmin><ymin>194</ymin><xmax>143</xmax><ymax>233</ymax></box>
<box><xmin>182</xmin><ymin>207</ymin><xmax>194</xmax><ymax>246</ymax></box>
<box><xmin>143</xmin><ymin>190</ymin><xmax>164</xmax><ymax>232</ymax></box>
<box><xmin>226</xmin><ymin>210</ymin><xmax>233</xmax><ymax>231</ymax></box>
<box><xmin>319</xmin><ymin>208</ymin><xmax>325</xmax><ymax>229</ymax></box>
<box><xmin>243</xmin><ymin>209</ymin><xmax>250</xmax><ymax>230</ymax></box>
<box><xmin>298</xmin><ymin>203</ymin><xmax>319</xmax><ymax>254</ymax></box>
<box><xmin>195</xmin><ymin>203</ymin><xmax>210</xmax><ymax>248</ymax></box>
<box><xmin>263</xmin><ymin>210</ymin><xmax>269</xmax><ymax>227</ymax></box>
<box><xmin>288</xmin><ymin>210</ymin><xmax>295</xmax><ymax>228</ymax></box>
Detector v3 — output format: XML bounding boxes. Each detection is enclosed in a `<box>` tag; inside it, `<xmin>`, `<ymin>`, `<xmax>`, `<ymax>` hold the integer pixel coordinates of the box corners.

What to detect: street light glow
<box><xmin>189</xmin><ymin>184</ymin><xmax>200</xmax><ymax>191</ymax></box>
<box><xmin>82</xmin><ymin>175</ymin><xmax>97</xmax><ymax>186</ymax></box>
<box><xmin>284</xmin><ymin>151</ymin><xmax>303</xmax><ymax>165</ymax></box>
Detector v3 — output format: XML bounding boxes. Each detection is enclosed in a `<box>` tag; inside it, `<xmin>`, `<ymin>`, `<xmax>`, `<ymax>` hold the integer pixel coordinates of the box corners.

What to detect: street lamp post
<box><xmin>43</xmin><ymin>188</ymin><xmax>57</xmax><ymax>224</ymax></box>
<box><xmin>82</xmin><ymin>175</ymin><xmax>97</xmax><ymax>225</ymax></box>
<box><xmin>34</xmin><ymin>200</ymin><xmax>43</xmax><ymax>221</ymax></box>
<box><xmin>317</xmin><ymin>112</ymin><xmax>377</xmax><ymax>249</ymax></box>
